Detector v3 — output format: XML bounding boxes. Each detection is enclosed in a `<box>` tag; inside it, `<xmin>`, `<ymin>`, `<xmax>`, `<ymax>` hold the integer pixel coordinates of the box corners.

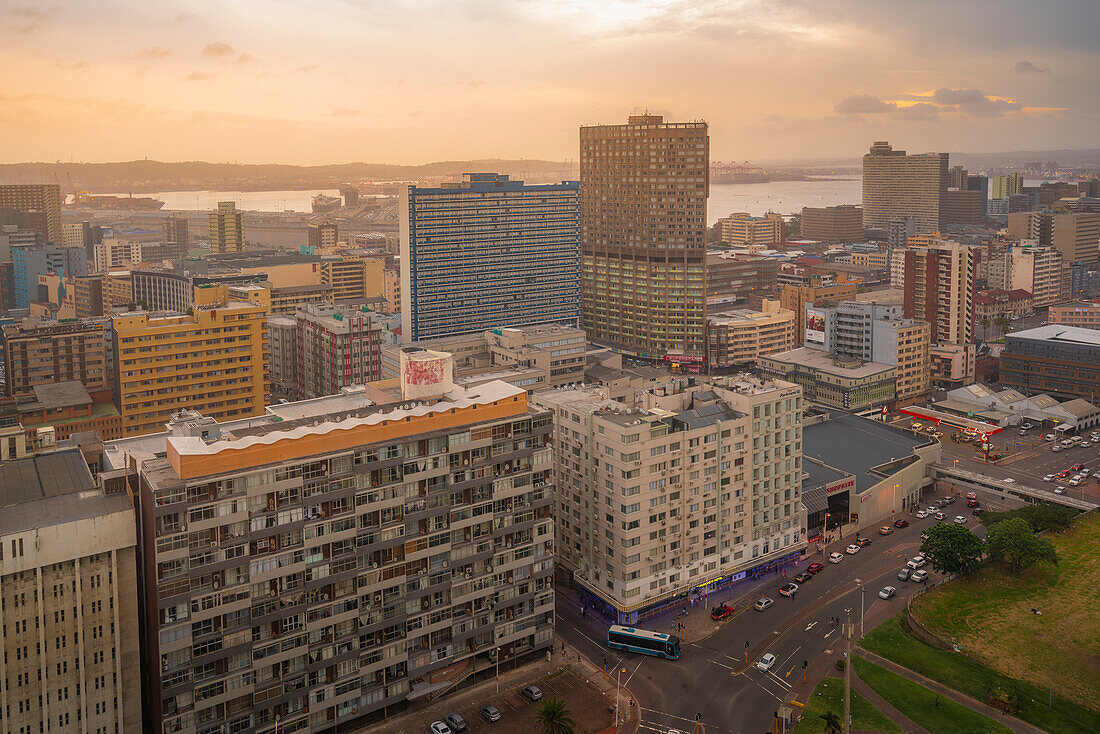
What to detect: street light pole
<box><xmin>615</xmin><ymin>666</ymin><xmax>627</xmax><ymax>731</ymax></box>
<box><xmin>843</xmin><ymin>607</ymin><xmax>852</xmax><ymax>734</ymax></box>
<box><xmin>860</xmin><ymin>585</ymin><xmax>865</xmax><ymax>639</ymax></box>
<box><xmin>495</xmin><ymin>647</ymin><xmax>500</xmax><ymax>694</ymax></box>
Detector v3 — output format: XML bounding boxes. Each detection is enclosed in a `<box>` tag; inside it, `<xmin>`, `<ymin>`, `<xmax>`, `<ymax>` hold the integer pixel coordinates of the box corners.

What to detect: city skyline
<box><xmin>1</xmin><ymin>1</ymin><xmax>1097</xmax><ymax>164</ymax></box>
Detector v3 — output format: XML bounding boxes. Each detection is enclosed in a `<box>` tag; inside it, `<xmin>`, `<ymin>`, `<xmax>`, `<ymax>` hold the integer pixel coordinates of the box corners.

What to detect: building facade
<box><xmin>716</xmin><ymin>212</ymin><xmax>783</xmax><ymax>248</ymax></box>
<box><xmin>209</xmin><ymin>201</ymin><xmax>245</xmax><ymax>254</ymax></box>
<box><xmin>1000</xmin><ymin>325</ymin><xmax>1100</xmax><ymax>402</ymax></box>
<box><xmin>580</xmin><ymin>115</ymin><xmax>708</xmax><ymax>359</ymax></box>
<box><xmin>1009</xmin><ymin>211</ymin><xmax>1100</xmax><ymax>266</ymax></box>
<box><xmin>164</xmin><ymin>214</ymin><xmax>190</xmax><ymax>260</ymax></box>
<box><xmin>902</xmin><ymin>236</ymin><xmax>975</xmax><ymax>346</ymax></box>
<box><xmin>986</xmin><ymin>244</ymin><xmax>1068</xmax><ymax>308</ymax></box>
<box><xmin>131</xmin><ymin>270</ymin><xmax>194</xmax><ymax>313</ymax></box>
<box><xmin>800</xmin><ymin>205</ymin><xmax>863</xmax><ymax>243</ymax></box>
<box><xmin>297</xmin><ymin>303</ymin><xmax>385</xmax><ymax>399</ymax></box>
<box><xmin>705</xmin><ymin>253</ymin><xmax>778</xmax><ymax>306</ymax></box>
<box><xmin>2</xmin><ymin>317</ymin><xmax>111</xmax><ymax>397</ymax></box>
<box><xmin>267</xmin><ymin>314</ymin><xmax>299</xmax><ymax>400</ymax></box>
<box><xmin>706</xmin><ymin>299</ymin><xmax>797</xmax><ymax>369</ymax></box>
<box><xmin>103</xmin><ymin>367</ymin><xmax>555</xmax><ymax>733</ymax></box>
<box><xmin>400</xmin><ymin>174</ymin><xmax>580</xmax><ymax>342</ymax></box>
<box><xmin>308</xmin><ymin>223</ymin><xmax>339</xmax><ymax>249</ymax></box>
<box><xmin>778</xmin><ymin>282</ymin><xmax>860</xmax><ymax>345</ymax></box>
<box><xmin>1049</xmin><ymin>300</ymin><xmax>1100</xmax><ymax>329</ymax></box>
<box><xmin>759</xmin><ymin>348</ymin><xmax>896</xmax><ymax>411</ymax></box>
<box><xmin>111</xmin><ymin>284</ymin><xmax>267</xmax><ymax>436</ymax></box>
<box><xmin>0</xmin><ymin>449</ymin><xmax>142</xmax><ymax>734</ymax></box>
<box><xmin>0</xmin><ymin>184</ymin><xmax>63</xmax><ymax>244</ymax></box>
<box><xmin>862</xmin><ymin>142</ymin><xmax>948</xmax><ymax>232</ymax></box>
<box><xmin>990</xmin><ymin>173</ymin><xmax>1023</xmax><ymax>200</ymax></box>
<box><xmin>11</xmin><ymin>243</ymin><xmax>88</xmax><ymax>310</ymax></box>
<box><xmin>533</xmin><ymin>375</ymin><xmax>805</xmax><ymax>621</ymax></box>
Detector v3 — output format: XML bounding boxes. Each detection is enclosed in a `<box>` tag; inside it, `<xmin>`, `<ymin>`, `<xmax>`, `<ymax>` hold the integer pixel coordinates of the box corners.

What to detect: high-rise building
<box><xmin>902</xmin><ymin>236</ymin><xmax>975</xmax><ymax>346</ymax></box>
<box><xmin>947</xmin><ymin>165</ymin><xmax>968</xmax><ymax>190</ymax></box>
<box><xmin>1008</xmin><ymin>211</ymin><xmax>1100</xmax><ymax>265</ymax></box>
<box><xmin>533</xmin><ymin>374</ymin><xmax>804</xmax><ymax>621</ymax></box>
<box><xmin>104</xmin><ymin>358</ymin><xmax>555</xmax><ymax>733</ymax></box>
<box><xmin>73</xmin><ymin>273</ymin><xmax>105</xmax><ymax>317</ymax></box>
<box><xmin>10</xmin><ymin>243</ymin><xmax>88</xmax><ymax>309</ymax></box>
<box><xmin>340</xmin><ymin>185</ymin><xmax>359</xmax><ymax>206</ymax></box>
<box><xmin>580</xmin><ymin>115</ymin><xmax>709</xmax><ymax>360</ymax></box>
<box><xmin>0</xmin><ymin>449</ymin><xmax>143</xmax><ymax>734</ymax></box>
<box><xmin>966</xmin><ymin>174</ymin><xmax>989</xmax><ymax>218</ymax></box>
<box><xmin>778</xmin><ymin>282</ymin><xmax>860</xmax><ymax>345</ymax></box>
<box><xmin>296</xmin><ymin>303</ymin><xmax>384</xmax><ymax>399</ymax></box>
<box><xmin>2</xmin><ymin>317</ymin><xmax>111</xmax><ymax>397</ymax></box>
<box><xmin>990</xmin><ymin>173</ymin><xmax>1023</xmax><ymax>200</ymax></box>
<box><xmin>862</xmin><ymin>141</ymin><xmax>948</xmax><ymax>232</ymax></box>
<box><xmin>0</xmin><ymin>183</ymin><xmax>62</xmax><ymax>243</ymax></box>
<box><xmin>800</xmin><ymin>205</ymin><xmax>864</xmax><ymax>243</ymax></box>
<box><xmin>111</xmin><ymin>284</ymin><xmax>267</xmax><ymax>435</ymax></box>
<box><xmin>267</xmin><ymin>314</ymin><xmax>299</xmax><ymax>399</ymax></box>
<box><xmin>103</xmin><ymin>270</ymin><xmax>132</xmax><ymax>310</ymax></box>
<box><xmin>93</xmin><ymin>236</ymin><xmax>144</xmax><ymax>272</ymax></box>
<box><xmin>987</xmin><ymin>244</ymin><xmax>1068</xmax><ymax>307</ymax></box>
<box><xmin>209</xmin><ymin>201</ymin><xmax>244</xmax><ymax>254</ymax></box>
<box><xmin>942</xmin><ymin>189</ymin><xmax>984</xmax><ymax>225</ymax></box>
<box><xmin>401</xmin><ymin>173</ymin><xmax>581</xmax><ymax>341</ymax></box>
<box><xmin>716</xmin><ymin>212</ymin><xmax>784</xmax><ymax>248</ymax></box>
<box><xmin>321</xmin><ymin>256</ymin><xmax>367</xmax><ymax>302</ymax></box>
<box><xmin>163</xmin><ymin>213</ymin><xmax>190</xmax><ymax>259</ymax></box>
<box><xmin>307</xmin><ymin>222</ymin><xmax>339</xmax><ymax>248</ymax></box>
<box><xmin>706</xmin><ymin>299</ymin><xmax>797</xmax><ymax>369</ymax></box>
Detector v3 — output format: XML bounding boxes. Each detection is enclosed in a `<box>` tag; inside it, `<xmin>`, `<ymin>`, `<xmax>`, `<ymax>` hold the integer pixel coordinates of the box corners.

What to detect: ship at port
<box><xmin>72</xmin><ymin>192</ymin><xmax>165</xmax><ymax>210</ymax></box>
<box><xmin>311</xmin><ymin>193</ymin><xmax>342</xmax><ymax>213</ymax></box>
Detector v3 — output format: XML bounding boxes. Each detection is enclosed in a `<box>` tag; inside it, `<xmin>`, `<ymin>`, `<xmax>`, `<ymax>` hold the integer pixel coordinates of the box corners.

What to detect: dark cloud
<box><xmin>326</xmin><ymin>108</ymin><xmax>360</xmax><ymax>117</ymax></box>
<box><xmin>834</xmin><ymin>95</ymin><xmax>896</xmax><ymax>114</ymax></box>
<box><xmin>201</xmin><ymin>42</ymin><xmax>235</xmax><ymax>58</ymax></box>
<box><xmin>137</xmin><ymin>47</ymin><xmax>173</xmax><ymax>60</ymax></box>
<box><xmin>892</xmin><ymin>103</ymin><xmax>940</xmax><ymax>121</ymax></box>
<box><xmin>1014</xmin><ymin>60</ymin><xmax>1048</xmax><ymax>74</ymax></box>
<box><xmin>932</xmin><ymin>88</ymin><xmax>1022</xmax><ymax>117</ymax></box>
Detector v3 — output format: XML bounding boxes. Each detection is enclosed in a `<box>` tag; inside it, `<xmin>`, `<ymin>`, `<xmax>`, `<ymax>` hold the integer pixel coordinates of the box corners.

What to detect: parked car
<box><xmin>907</xmin><ymin>555</ymin><xmax>926</xmax><ymax>569</ymax></box>
<box><xmin>430</xmin><ymin>722</ymin><xmax>453</xmax><ymax>734</ymax></box>
<box><xmin>894</xmin><ymin>519</ymin><xmax>909</xmax><ymax>528</ymax></box>
<box><xmin>757</xmin><ymin>653</ymin><xmax>777</xmax><ymax>671</ymax></box>
<box><xmin>808</xmin><ymin>562</ymin><xmax>825</xmax><ymax>574</ymax></box>
<box><xmin>754</xmin><ymin>597</ymin><xmax>774</xmax><ymax>611</ymax></box>
<box><xmin>521</xmin><ymin>685</ymin><xmax>543</xmax><ymax>702</ymax></box>
<box><xmin>910</xmin><ymin>569</ymin><xmax>929</xmax><ymax>583</ymax></box>
<box><xmin>878</xmin><ymin>586</ymin><xmax>897</xmax><ymax>600</ymax></box>
<box><xmin>1082</xmin><ymin>442</ymin><xmax>1093</xmax><ymax>448</ymax></box>
<box><xmin>897</xmin><ymin>567</ymin><xmax>911</xmax><ymax>581</ymax></box>
<box><xmin>1071</xmin><ymin>463</ymin><xmax>1085</xmax><ymax>471</ymax></box>
<box><xmin>845</xmin><ymin>544</ymin><xmax>861</xmax><ymax>555</ymax></box>
<box><xmin>794</xmin><ymin>571</ymin><xmax>813</xmax><ymax>583</ymax></box>
<box><xmin>856</xmin><ymin>537</ymin><xmax>873</xmax><ymax>548</ymax></box>
<box><xmin>1003</xmin><ymin>478</ymin><xmax>1017</xmax><ymax>484</ymax></box>
<box><xmin>954</xmin><ymin>515</ymin><xmax>967</xmax><ymax>524</ymax></box>
<box><xmin>710</xmin><ymin>603</ymin><xmax>735</xmax><ymax>621</ymax></box>
<box><xmin>444</xmin><ymin>714</ymin><xmax>468</xmax><ymax>732</ymax></box>
<box><xmin>779</xmin><ymin>583</ymin><xmax>799</xmax><ymax>597</ymax></box>
<box><xmin>1044</xmin><ymin>433</ymin><xmax>1056</xmax><ymax>441</ymax></box>
<box><xmin>1022</xmin><ymin>422</ymin><xmax>1034</xmax><ymax>429</ymax></box>
<box><xmin>916</xmin><ymin>509</ymin><xmax>930</xmax><ymax>519</ymax></box>
<box><xmin>829</xmin><ymin>552</ymin><xmax>844</xmax><ymax>564</ymax></box>
<box><xmin>480</xmin><ymin>705</ymin><xmax>502</xmax><ymax>722</ymax></box>
<box><xmin>879</xmin><ymin>525</ymin><xmax>894</xmax><ymax>535</ymax></box>
<box><xmin>934</xmin><ymin>511</ymin><xmax>946</xmax><ymax>521</ymax></box>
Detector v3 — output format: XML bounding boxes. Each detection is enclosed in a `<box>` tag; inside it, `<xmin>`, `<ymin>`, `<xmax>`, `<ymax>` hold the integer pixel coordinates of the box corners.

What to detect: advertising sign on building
<box><xmin>805</xmin><ymin>307</ymin><xmax>826</xmax><ymax>344</ymax></box>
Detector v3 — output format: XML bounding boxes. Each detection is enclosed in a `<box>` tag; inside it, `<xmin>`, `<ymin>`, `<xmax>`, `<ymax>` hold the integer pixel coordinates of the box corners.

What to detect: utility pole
<box><xmin>844</xmin><ymin>606</ymin><xmax>852</xmax><ymax>734</ymax></box>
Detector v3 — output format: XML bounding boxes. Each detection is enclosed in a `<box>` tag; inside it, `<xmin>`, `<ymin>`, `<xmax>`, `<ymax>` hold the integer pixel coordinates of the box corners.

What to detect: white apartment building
<box><xmin>534</xmin><ymin>375</ymin><xmax>805</xmax><ymax>622</ymax></box>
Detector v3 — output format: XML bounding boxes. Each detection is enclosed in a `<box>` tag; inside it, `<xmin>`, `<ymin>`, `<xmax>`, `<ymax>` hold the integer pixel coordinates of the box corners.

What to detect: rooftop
<box><xmin>0</xmin><ymin>449</ymin><xmax>94</xmax><ymax>506</ymax></box>
<box><xmin>762</xmin><ymin>347</ymin><xmax>895</xmax><ymax>378</ymax></box>
<box><xmin>1006</xmin><ymin>324</ymin><xmax>1100</xmax><ymax>346</ymax></box>
<box><xmin>18</xmin><ymin>381</ymin><xmax>92</xmax><ymax>413</ymax></box>
<box><xmin>803</xmin><ymin>412</ymin><xmax>930</xmax><ymax>494</ymax></box>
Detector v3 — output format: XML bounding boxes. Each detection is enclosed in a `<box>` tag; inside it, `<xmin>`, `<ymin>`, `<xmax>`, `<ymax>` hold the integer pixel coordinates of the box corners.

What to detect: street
<box><xmin>555</xmin><ymin>502</ymin><xmax>972</xmax><ymax>733</ymax></box>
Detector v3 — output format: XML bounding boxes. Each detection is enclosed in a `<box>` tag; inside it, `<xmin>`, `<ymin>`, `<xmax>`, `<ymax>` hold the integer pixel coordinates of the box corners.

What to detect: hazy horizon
<box><xmin>2</xmin><ymin>1</ymin><xmax>1097</xmax><ymax>165</ymax></box>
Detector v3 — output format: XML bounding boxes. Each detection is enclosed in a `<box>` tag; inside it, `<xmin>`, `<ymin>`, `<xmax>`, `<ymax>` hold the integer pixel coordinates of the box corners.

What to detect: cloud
<box><xmin>185</xmin><ymin>72</ymin><xmax>212</xmax><ymax>81</ymax></box>
<box><xmin>834</xmin><ymin>95</ymin><xmax>896</xmax><ymax>114</ymax></box>
<box><xmin>201</xmin><ymin>42</ymin><xmax>235</xmax><ymax>58</ymax></box>
<box><xmin>931</xmin><ymin>88</ymin><xmax>1022</xmax><ymax>117</ymax></box>
<box><xmin>137</xmin><ymin>47</ymin><xmax>173</xmax><ymax>60</ymax></box>
<box><xmin>765</xmin><ymin>114</ymin><xmax>786</xmax><ymax>123</ymax></box>
<box><xmin>234</xmin><ymin>53</ymin><xmax>257</xmax><ymax>64</ymax></box>
<box><xmin>6</xmin><ymin>5</ymin><xmax>58</xmax><ymax>34</ymax></box>
<box><xmin>892</xmin><ymin>103</ymin><xmax>940</xmax><ymax>121</ymax></box>
<box><xmin>1014</xmin><ymin>60</ymin><xmax>1048</xmax><ymax>74</ymax></box>
<box><xmin>326</xmin><ymin>108</ymin><xmax>360</xmax><ymax>117</ymax></box>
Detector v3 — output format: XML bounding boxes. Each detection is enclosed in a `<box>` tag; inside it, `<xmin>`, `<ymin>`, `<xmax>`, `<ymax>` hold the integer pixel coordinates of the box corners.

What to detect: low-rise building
<box><xmin>974</xmin><ymin>289</ymin><xmax>1033</xmax><ymax>330</ymax></box>
<box><xmin>533</xmin><ymin>375</ymin><xmax>805</xmax><ymax>622</ymax></box>
<box><xmin>706</xmin><ymin>299</ymin><xmax>797</xmax><ymax>369</ymax></box>
<box><xmin>1049</xmin><ymin>300</ymin><xmax>1100</xmax><ymax>329</ymax></box>
<box><xmin>1001</xmin><ymin>325</ymin><xmax>1100</xmax><ymax>403</ymax></box>
<box><xmin>717</xmin><ymin>212</ymin><xmax>785</xmax><ymax>249</ymax></box>
<box><xmin>759</xmin><ymin>347</ymin><xmax>896</xmax><ymax>411</ymax></box>
<box><xmin>270</xmin><ymin>282</ymin><xmax>334</xmax><ymax>314</ymax></box>
<box><xmin>929</xmin><ymin>343</ymin><xmax>976</xmax><ymax>389</ymax></box>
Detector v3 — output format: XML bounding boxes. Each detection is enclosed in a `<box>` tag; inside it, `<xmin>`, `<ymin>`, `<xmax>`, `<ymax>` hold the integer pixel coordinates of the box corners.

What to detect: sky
<box><xmin>1</xmin><ymin>0</ymin><xmax>1097</xmax><ymax>165</ymax></box>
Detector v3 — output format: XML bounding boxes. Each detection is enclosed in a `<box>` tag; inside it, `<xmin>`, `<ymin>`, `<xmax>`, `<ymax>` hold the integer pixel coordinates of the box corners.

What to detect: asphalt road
<box><xmin>555</xmin><ymin>506</ymin><xmax>974</xmax><ymax>734</ymax></box>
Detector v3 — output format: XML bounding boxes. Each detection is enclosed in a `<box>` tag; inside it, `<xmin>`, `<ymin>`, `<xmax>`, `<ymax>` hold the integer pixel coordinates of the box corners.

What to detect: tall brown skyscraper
<box><xmin>862</xmin><ymin>141</ymin><xmax>948</xmax><ymax>233</ymax></box>
<box><xmin>580</xmin><ymin>114</ymin><xmax>709</xmax><ymax>360</ymax></box>
<box><xmin>0</xmin><ymin>183</ymin><xmax>63</xmax><ymax>243</ymax></box>
<box><xmin>162</xmin><ymin>213</ymin><xmax>189</xmax><ymax>259</ymax></box>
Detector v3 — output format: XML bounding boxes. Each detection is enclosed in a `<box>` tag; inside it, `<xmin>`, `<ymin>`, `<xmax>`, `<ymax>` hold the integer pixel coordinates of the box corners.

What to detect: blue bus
<box><xmin>607</xmin><ymin>625</ymin><xmax>682</xmax><ymax>660</ymax></box>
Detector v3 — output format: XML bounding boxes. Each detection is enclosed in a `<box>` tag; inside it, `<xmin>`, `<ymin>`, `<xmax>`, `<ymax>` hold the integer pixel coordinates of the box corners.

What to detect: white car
<box><xmin>1053</xmin><ymin>445</ymin><xmax>1064</xmax><ymax>453</ymax></box>
<box><xmin>1082</xmin><ymin>442</ymin><xmax>1093</xmax><ymax>449</ymax></box>
<box><xmin>878</xmin><ymin>586</ymin><xmax>897</xmax><ymax>600</ymax></box>
<box><xmin>845</xmin><ymin>544</ymin><xmax>861</xmax><ymax>555</ymax></box>
<box><xmin>954</xmin><ymin>515</ymin><xmax>967</xmax><ymax>524</ymax></box>
<box><xmin>829</xmin><ymin>552</ymin><xmax>844</xmax><ymax>564</ymax></box>
<box><xmin>757</xmin><ymin>653</ymin><xmax>777</xmax><ymax>671</ymax></box>
<box><xmin>1069</xmin><ymin>477</ymin><xmax>1083</xmax><ymax>486</ymax></box>
<box><xmin>1002</xmin><ymin>478</ymin><xmax>1016</xmax><ymax>484</ymax></box>
<box><xmin>1043</xmin><ymin>474</ymin><xmax>1056</xmax><ymax>482</ymax></box>
<box><xmin>430</xmin><ymin>723</ymin><xmax>453</xmax><ymax>734</ymax></box>
<box><xmin>1044</xmin><ymin>434</ymin><xmax>1056</xmax><ymax>441</ymax></box>
<box><xmin>1055</xmin><ymin>486</ymin><xmax>1066</xmax><ymax>494</ymax></box>
<box><xmin>906</xmin><ymin>555</ymin><xmax>926</xmax><ymax>569</ymax></box>
<box><xmin>916</xmin><ymin>509</ymin><xmax>929</xmax><ymax>518</ymax></box>
<box><xmin>779</xmin><ymin>582</ymin><xmax>799</xmax><ymax>597</ymax></box>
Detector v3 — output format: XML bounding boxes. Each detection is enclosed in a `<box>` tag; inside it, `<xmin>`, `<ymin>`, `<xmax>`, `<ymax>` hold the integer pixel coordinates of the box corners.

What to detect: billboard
<box><xmin>805</xmin><ymin>308</ymin><xmax>826</xmax><ymax>344</ymax></box>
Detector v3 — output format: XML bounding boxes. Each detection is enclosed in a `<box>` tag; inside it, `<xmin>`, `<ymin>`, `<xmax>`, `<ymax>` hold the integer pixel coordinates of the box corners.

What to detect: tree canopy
<box><xmin>984</xmin><ymin>516</ymin><xmax>1058</xmax><ymax>573</ymax></box>
<box><xmin>920</xmin><ymin>523</ymin><xmax>985</xmax><ymax>575</ymax></box>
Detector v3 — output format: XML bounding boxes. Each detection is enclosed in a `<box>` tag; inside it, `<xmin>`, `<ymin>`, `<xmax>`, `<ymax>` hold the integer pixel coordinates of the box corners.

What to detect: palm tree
<box><xmin>536</xmin><ymin>696</ymin><xmax>575</xmax><ymax>734</ymax></box>
<box><xmin>819</xmin><ymin>709</ymin><xmax>842</xmax><ymax>734</ymax></box>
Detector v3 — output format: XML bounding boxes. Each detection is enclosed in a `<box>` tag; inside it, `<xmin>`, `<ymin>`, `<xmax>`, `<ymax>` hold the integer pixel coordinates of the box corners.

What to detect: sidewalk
<box><xmin>855</xmin><ymin>649</ymin><xmax>1047</xmax><ymax>734</ymax></box>
<box><xmin>362</xmin><ymin>643</ymin><xmax>639</xmax><ymax>734</ymax></box>
<box><xmin>850</xmin><ymin>674</ymin><xmax>931</xmax><ymax>734</ymax></box>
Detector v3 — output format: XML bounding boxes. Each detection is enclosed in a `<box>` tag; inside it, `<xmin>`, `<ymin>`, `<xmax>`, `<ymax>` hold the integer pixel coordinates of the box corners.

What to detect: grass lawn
<box><xmin>912</xmin><ymin>512</ymin><xmax>1100</xmax><ymax>705</ymax></box>
<box><xmin>860</xmin><ymin>614</ymin><xmax>1100</xmax><ymax>734</ymax></box>
<box><xmin>792</xmin><ymin>675</ymin><xmax>901</xmax><ymax>734</ymax></box>
<box><xmin>851</xmin><ymin>657</ymin><xmax>1010</xmax><ymax>734</ymax></box>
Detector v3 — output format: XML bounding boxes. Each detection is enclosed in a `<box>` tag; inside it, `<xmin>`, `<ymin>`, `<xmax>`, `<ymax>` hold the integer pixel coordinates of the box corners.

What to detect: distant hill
<box><xmin>0</xmin><ymin>159</ymin><xmax>578</xmax><ymax>193</ymax></box>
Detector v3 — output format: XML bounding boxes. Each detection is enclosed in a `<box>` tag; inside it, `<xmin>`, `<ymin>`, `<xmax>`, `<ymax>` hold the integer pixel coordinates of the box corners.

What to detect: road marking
<box><xmin>804</xmin><ymin>621</ymin><xmax>817</xmax><ymax>631</ymax></box>
<box><xmin>767</xmin><ymin>669</ymin><xmax>793</xmax><ymax>689</ymax></box>
<box><xmin>623</xmin><ymin>657</ymin><xmax>646</xmax><ymax>686</ymax></box>
<box><xmin>823</xmin><ymin>630</ymin><xmax>834</xmax><ymax>639</ymax></box>
<box><xmin>785</xmin><ymin>666</ymin><xmax>794</xmax><ymax>678</ymax></box>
